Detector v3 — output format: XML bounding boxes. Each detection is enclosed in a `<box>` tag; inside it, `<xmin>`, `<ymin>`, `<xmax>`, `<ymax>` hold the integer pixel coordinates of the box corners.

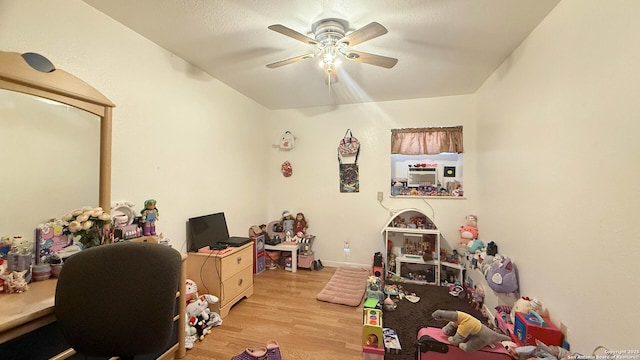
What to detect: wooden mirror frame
<box><xmin>0</xmin><ymin>51</ymin><xmax>114</xmax><ymax>211</ymax></box>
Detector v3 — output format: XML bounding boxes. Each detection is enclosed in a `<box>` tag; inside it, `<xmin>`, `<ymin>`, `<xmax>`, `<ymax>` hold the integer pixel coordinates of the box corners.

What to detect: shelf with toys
<box><xmin>381</xmin><ymin>208</ymin><xmax>445</xmax><ymax>285</ymax></box>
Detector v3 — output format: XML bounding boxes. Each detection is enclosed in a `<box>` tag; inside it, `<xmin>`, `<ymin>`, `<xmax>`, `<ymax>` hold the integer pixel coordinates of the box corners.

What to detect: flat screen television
<box><xmin>187</xmin><ymin>212</ymin><xmax>229</xmax><ymax>252</ymax></box>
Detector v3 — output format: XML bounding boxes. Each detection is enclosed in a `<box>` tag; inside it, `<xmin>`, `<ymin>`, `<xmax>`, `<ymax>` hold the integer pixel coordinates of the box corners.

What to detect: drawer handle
<box><xmin>237</xmin><ymin>256</ymin><xmax>242</xmax><ymax>264</ymax></box>
<box><xmin>238</xmin><ymin>278</ymin><xmax>243</xmax><ymax>286</ymax></box>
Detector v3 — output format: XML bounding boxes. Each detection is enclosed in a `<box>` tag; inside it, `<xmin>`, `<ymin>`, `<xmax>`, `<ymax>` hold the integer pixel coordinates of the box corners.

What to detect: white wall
<box><xmin>0</xmin><ymin>0</ymin><xmax>270</xmax><ymax>251</ymax></box>
<box><xmin>264</xmin><ymin>95</ymin><xmax>478</xmax><ymax>267</ymax></box>
<box><xmin>476</xmin><ymin>0</ymin><xmax>640</xmax><ymax>352</ymax></box>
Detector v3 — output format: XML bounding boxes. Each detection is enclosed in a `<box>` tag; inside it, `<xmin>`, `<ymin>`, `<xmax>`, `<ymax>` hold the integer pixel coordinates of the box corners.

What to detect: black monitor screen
<box><xmin>187</xmin><ymin>212</ymin><xmax>230</xmax><ymax>252</ymax></box>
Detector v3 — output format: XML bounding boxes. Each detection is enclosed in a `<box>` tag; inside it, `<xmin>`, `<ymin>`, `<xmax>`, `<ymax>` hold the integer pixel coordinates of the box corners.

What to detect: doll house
<box><xmin>381</xmin><ymin>208</ymin><xmax>464</xmax><ymax>285</ymax></box>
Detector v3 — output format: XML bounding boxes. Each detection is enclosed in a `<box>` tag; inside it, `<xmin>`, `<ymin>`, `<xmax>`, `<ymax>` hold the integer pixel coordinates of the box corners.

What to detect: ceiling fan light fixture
<box><xmin>345</xmin><ymin>52</ymin><xmax>359</xmax><ymax>60</ymax></box>
<box><xmin>266</xmin><ymin>17</ymin><xmax>398</xmax><ymax>84</ymax></box>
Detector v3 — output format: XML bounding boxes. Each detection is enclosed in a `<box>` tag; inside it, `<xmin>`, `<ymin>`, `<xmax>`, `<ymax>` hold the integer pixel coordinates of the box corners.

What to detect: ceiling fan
<box><xmin>266</xmin><ymin>18</ymin><xmax>398</xmax><ymax>85</ymax></box>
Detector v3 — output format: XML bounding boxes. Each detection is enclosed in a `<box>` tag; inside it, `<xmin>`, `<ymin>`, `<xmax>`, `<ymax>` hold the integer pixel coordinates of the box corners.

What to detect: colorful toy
<box><xmin>432</xmin><ymin>310</ymin><xmax>510</xmax><ymax>352</ymax></box>
<box><xmin>366</xmin><ymin>276</ymin><xmax>385</xmax><ymax>305</ymax></box>
<box><xmin>140</xmin><ymin>199</ymin><xmax>159</xmax><ymax>236</ymax></box>
<box><xmin>362</xmin><ymin>308</ymin><xmax>384</xmax><ymax>348</ymax></box>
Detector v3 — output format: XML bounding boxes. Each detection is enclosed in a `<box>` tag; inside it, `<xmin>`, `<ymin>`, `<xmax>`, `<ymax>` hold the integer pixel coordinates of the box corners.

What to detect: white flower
<box><xmin>61</xmin><ymin>213</ymin><xmax>73</xmax><ymax>222</ymax></box>
<box><xmin>68</xmin><ymin>221</ymin><xmax>82</xmax><ymax>232</ymax></box>
<box><xmin>71</xmin><ymin>209</ymin><xmax>84</xmax><ymax>216</ymax></box>
<box><xmin>91</xmin><ymin>209</ymin><xmax>104</xmax><ymax>217</ymax></box>
<box><xmin>82</xmin><ymin>220</ymin><xmax>94</xmax><ymax>230</ymax></box>
<box><xmin>76</xmin><ymin>214</ymin><xmax>89</xmax><ymax>223</ymax></box>
<box><xmin>98</xmin><ymin>213</ymin><xmax>111</xmax><ymax>221</ymax></box>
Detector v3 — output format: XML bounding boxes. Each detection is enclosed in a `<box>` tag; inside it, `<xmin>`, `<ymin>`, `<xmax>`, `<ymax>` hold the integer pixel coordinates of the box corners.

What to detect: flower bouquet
<box><xmin>61</xmin><ymin>206</ymin><xmax>112</xmax><ymax>248</ymax></box>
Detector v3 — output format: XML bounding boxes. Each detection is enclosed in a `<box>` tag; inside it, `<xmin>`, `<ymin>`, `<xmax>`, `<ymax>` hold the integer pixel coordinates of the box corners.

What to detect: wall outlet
<box><xmin>377</xmin><ymin>191</ymin><xmax>383</xmax><ymax>201</ymax></box>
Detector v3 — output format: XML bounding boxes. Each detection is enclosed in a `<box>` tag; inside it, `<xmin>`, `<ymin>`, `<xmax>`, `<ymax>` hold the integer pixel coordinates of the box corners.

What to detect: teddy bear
<box><xmin>432</xmin><ymin>310</ymin><xmax>511</xmax><ymax>352</ymax></box>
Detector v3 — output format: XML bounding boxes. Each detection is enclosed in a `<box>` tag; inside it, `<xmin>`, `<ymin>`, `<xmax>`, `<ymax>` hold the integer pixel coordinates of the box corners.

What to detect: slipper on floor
<box><xmin>266</xmin><ymin>340</ymin><xmax>282</xmax><ymax>360</ymax></box>
<box><xmin>405</xmin><ymin>295</ymin><xmax>420</xmax><ymax>303</ymax></box>
<box><xmin>231</xmin><ymin>347</ymin><xmax>267</xmax><ymax>360</ymax></box>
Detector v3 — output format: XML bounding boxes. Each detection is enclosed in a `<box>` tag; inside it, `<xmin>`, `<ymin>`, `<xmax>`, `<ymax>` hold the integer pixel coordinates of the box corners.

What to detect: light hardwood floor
<box><xmin>183</xmin><ymin>266</ymin><xmax>365</xmax><ymax>360</ymax></box>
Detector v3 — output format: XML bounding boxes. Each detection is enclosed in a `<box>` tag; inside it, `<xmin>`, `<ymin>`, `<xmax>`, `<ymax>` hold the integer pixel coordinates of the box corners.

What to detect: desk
<box><xmin>0</xmin><ymin>253</ymin><xmax>187</xmax><ymax>359</ymax></box>
<box><xmin>264</xmin><ymin>242</ymin><xmax>302</xmax><ymax>272</ymax></box>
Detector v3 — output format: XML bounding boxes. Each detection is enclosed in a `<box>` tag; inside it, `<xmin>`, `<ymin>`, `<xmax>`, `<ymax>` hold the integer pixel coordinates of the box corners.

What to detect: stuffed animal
<box><xmin>185</xmin><ymin>295</ymin><xmax>220</xmax><ymax>341</ymax></box>
<box><xmin>432</xmin><ymin>310</ymin><xmax>510</xmax><ymax>352</ymax></box>
<box><xmin>185</xmin><ymin>279</ymin><xmax>199</xmax><ymax>305</ymax></box>
<box><xmin>466</xmin><ymin>239</ymin><xmax>484</xmax><ymax>254</ymax></box>
<box><xmin>510</xmin><ymin>297</ymin><xmax>543</xmax><ymax>324</ymax></box>
<box><xmin>470</xmin><ymin>285</ymin><xmax>485</xmax><ymax>311</ymax></box>
<box><xmin>185</xmin><ymin>279</ymin><xmax>219</xmax><ymax>307</ymax></box>
<box><xmin>186</xmin><ymin>294</ymin><xmax>219</xmax><ymax>323</ymax></box>
<box><xmin>458</xmin><ymin>214</ymin><xmax>479</xmax><ymax>249</ymax></box>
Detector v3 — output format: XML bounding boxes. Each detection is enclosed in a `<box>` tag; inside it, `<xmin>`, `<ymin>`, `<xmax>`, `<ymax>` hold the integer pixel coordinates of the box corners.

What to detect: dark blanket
<box><xmin>382</xmin><ymin>282</ymin><xmax>487</xmax><ymax>360</ymax></box>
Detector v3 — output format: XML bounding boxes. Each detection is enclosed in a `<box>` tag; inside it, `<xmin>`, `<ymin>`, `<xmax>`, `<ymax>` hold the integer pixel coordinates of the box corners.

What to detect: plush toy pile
<box><xmin>184</xmin><ymin>279</ymin><xmax>222</xmax><ymax>349</ymax></box>
<box><xmin>432</xmin><ymin>310</ymin><xmax>511</xmax><ymax>352</ymax></box>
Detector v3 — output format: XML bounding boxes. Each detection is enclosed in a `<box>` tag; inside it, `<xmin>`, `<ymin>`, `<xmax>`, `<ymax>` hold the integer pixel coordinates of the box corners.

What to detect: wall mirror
<box><xmin>0</xmin><ymin>51</ymin><xmax>114</xmax><ymax>241</ymax></box>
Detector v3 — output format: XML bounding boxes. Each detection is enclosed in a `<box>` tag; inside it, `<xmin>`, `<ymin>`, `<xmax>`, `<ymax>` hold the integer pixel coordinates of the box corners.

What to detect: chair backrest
<box><xmin>55</xmin><ymin>241</ymin><xmax>181</xmax><ymax>358</ymax></box>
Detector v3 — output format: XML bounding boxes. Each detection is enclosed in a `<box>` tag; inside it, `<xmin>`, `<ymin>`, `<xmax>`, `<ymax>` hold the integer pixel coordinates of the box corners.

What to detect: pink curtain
<box><xmin>391</xmin><ymin>126</ymin><xmax>463</xmax><ymax>155</ymax></box>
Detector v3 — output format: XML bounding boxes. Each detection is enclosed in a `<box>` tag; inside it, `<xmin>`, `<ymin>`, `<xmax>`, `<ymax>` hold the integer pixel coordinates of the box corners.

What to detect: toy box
<box><xmin>513</xmin><ymin>312</ymin><xmax>563</xmax><ymax>346</ymax></box>
<box><xmin>362</xmin><ymin>344</ymin><xmax>384</xmax><ymax>360</ymax></box>
<box><xmin>298</xmin><ymin>253</ymin><xmax>314</xmax><ymax>268</ymax></box>
<box><xmin>254</xmin><ymin>255</ymin><xmax>265</xmax><ymax>274</ymax></box>
<box><xmin>417</xmin><ymin>326</ymin><xmax>511</xmax><ymax>359</ymax></box>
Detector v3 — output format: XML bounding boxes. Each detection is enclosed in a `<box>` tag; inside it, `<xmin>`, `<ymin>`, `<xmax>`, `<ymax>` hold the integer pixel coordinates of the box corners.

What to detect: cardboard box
<box><xmin>383</xmin><ymin>328</ymin><xmax>401</xmax><ymax>354</ymax></box>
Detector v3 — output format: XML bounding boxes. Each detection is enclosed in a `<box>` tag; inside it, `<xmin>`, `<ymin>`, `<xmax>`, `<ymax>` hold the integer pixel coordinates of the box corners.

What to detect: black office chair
<box><xmin>55</xmin><ymin>241</ymin><xmax>181</xmax><ymax>360</ymax></box>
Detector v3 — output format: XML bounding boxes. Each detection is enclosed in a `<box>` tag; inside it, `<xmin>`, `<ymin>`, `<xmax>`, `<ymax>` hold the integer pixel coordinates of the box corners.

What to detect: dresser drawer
<box><xmin>221</xmin><ymin>266</ymin><xmax>253</xmax><ymax>306</ymax></box>
<box><xmin>220</xmin><ymin>246</ymin><xmax>252</xmax><ymax>281</ymax></box>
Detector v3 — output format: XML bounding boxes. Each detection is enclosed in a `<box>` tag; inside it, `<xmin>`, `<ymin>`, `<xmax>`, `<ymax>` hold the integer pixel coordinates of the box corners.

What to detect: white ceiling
<box><xmin>82</xmin><ymin>0</ymin><xmax>560</xmax><ymax>110</ymax></box>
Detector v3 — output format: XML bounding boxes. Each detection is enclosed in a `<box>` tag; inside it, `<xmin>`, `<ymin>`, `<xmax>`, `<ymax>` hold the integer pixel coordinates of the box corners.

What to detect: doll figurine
<box><xmin>281</xmin><ymin>210</ymin><xmax>294</xmax><ymax>241</ymax></box>
<box><xmin>293</xmin><ymin>212</ymin><xmax>308</xmax><ymax>235</ymax></box>
<box><xmin>141</xmin><ymin>199</ymin><xmax>159</xmax><ymax>236</ymax></box>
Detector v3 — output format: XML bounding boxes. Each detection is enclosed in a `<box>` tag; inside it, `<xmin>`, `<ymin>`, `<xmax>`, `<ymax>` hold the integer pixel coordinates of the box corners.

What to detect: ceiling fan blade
<box><xmin>324</xmin><ymin>64</ymin><xmax>339</xmax><ymax>85</ymax></box>
<box><xmin>338</xmin><ymin>22</ymin><xmax>388</xmax><ymax>47</ymax></box>
<box><xmin>268</xmin><ymin>24</ymin><xmax>319</xmax><ymax>46</ymax></box>
<box><xmin>343</xmin><ymin>50</ymin><xmax>398</xmax><ymax>68</ymax></box>
<box><xmin>266</xmin><ymin>53</ymin><xmax>316</xmax><ymax>68</ymax></box>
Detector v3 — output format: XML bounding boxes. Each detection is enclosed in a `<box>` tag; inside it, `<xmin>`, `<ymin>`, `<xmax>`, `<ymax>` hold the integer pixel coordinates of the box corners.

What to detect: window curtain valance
<box><xmin>391</xmin><ymin>126</ymin><xmax>463</xmax><ymax>155</ymax></box>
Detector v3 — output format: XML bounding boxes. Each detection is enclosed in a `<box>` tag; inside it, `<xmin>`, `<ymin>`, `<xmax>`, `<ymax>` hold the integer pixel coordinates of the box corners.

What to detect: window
<box><xmin>390</xmin><ymin>127</ymin><xmax>464</xmax><ymax>197</ymax></box>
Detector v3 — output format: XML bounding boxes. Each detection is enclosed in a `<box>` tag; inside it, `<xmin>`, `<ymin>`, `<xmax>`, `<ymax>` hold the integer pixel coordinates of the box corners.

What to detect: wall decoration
<box><xmin>339</xmin><ymin>163</ymin><xmax>359</xmax><ymax>193</ymax></box>
<box><xmin>279</xmin><ymin>131</ymin><xmax>295</xmax><ymax>150</ymax></box>
<box><xmin>444</xmin><ymin>166</ymin><xmax>456</xmax><ymax>177</ymax></box>
<box><xmin>281</xmin><ymin>161</ymin><xmax>292</xmax><ymax>177</ymax></box>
